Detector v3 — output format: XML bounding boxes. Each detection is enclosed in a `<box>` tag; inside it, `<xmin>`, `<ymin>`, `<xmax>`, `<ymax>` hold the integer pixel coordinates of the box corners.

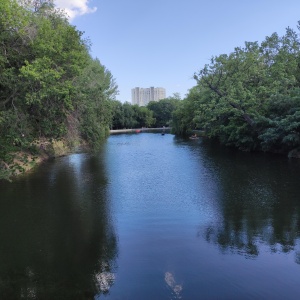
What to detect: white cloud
<box><xmin>54</xmin><ymin>0</ymin><xmax>97</xmax><ymax>20</ymax></box>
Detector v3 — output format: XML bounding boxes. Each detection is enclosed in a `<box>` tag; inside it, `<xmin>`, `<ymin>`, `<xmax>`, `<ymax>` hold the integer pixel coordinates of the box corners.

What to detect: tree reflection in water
<box><xmin>204</xmin><ymin>214</ymin><xmax>300</xmax><ymax>262</ymax></box>
<box><xmin>0</xmin><ymin>153</ymin><xmax>118</xmax><ymax>300</ymax></box>
<box><xmin>198</xmin><ymin>141</ymin><xmax>300</xmax><ymax>263</ymax></box>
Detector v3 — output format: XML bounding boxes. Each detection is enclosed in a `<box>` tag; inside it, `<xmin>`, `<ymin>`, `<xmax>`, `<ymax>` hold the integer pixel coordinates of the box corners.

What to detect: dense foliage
<box><xmin>172</xmin><ymin>24</ymin><xmax>300</xmax><ymax>156</ymax></box>
<box><xmin>147</xmin><ymin>94</ymin><xmax>181</xmax><ymax>127</ymax></box>
<box><xmin>110</xmin><ymin>95</ymin><xmax>181</xmax><ymax>130</ymax></box>
<box><xmin>0</xmin><ymin>0</ymin><xmax>118</xmax><ymax>180</ymax></box>
<box><xmin>111</xmin><ymin>101</ymin><xmax>155</xmax><ymax>129</ymax></box>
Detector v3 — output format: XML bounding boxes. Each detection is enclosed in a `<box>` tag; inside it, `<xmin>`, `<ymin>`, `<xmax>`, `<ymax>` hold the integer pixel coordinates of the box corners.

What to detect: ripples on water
<box><xmin>1</xmin><ymin>133</ymin><xmax>300</xmax><ymax>299</ymax></box>
<box><xmin>103</xmin><ymin>133</ymin><xmax>300</xmax><ymax>299</ymax></box>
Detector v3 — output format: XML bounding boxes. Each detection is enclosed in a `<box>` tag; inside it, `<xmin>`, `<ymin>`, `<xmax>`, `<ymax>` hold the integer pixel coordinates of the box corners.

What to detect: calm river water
<box><xmin>1</xmin><ymin>133</ymin><xmax>300</xmax><ymax>299</ymax></box>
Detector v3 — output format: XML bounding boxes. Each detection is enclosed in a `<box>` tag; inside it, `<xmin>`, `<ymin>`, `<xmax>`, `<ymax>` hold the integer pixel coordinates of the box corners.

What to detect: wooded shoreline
<box><xmin>110</xmin><ymin>127</ymin><xmax>171</xmax><ymax>134</ymax></box>
<box><xmin>2</xmin><ymin>0</ymin><xmax>300</xmax><ymax>180</ymax></box>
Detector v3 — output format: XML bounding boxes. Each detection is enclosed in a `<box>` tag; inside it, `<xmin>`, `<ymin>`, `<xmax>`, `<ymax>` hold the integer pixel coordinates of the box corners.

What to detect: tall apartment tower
<box><xmin>131</xmin><ymin>87</ymin><xmax>166</xmax><ymax>106</ymax></box>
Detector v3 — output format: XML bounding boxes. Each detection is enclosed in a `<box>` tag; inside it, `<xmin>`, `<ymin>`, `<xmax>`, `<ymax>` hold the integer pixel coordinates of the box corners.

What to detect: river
<box><xmin>1</xmin><ymin>132</ymin><xmax>300</xmax><ymax>299</ymax></box>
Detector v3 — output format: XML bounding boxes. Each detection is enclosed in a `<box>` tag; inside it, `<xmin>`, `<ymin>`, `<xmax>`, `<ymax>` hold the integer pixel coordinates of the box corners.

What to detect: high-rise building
<box><xmin>131</xmin><ymin>87</ymin><xmax>166</xmax><ymax>106</ymax></box>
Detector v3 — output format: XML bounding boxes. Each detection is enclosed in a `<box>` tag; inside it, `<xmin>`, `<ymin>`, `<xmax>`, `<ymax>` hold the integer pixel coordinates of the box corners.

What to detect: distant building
<box><xmin>131</xmin><ymin>87</ymin><xmax>166</xmax><ymax>106</ymax></box>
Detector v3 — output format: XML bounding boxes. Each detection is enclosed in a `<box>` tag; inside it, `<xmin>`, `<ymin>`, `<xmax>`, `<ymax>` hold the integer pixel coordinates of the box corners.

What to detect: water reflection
<box><xmin>2</xmin><ymin>134</ymin><xmax>300</xmax><ymax>299</ymax></box>
<box><xmin>197</xmin><ymin>140</ymin><xmax>300</xmax><ymax>262</ymax></box>
<box><xmin>0</xmin><ymin>151</ymin><xmax>117</xmax><ymax>299</ymax></box>
<box><xmin>164</xmin><ymin>272</ymin><xmax>182</xmax><ymax>299</ymax></box>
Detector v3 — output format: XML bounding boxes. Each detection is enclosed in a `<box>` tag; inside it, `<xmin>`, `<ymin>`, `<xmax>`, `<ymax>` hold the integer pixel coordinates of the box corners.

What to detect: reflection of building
<box><xmin>131</xmin><ymin>87</ymin><xmax>166</xmax><ymax>106</ymax></box>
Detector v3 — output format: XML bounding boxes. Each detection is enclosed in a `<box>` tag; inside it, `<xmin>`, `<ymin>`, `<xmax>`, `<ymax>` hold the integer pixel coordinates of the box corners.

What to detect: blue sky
<box><xmin>55</xmin><ymin>0</ymin><xmax>300</xmax><ymax>102</ymax></box>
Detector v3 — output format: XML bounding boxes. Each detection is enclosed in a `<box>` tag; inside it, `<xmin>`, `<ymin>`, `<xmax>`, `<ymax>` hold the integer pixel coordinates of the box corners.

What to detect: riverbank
<box><xmin>0</xmin><ymin>138</ymin><xmax>86</xmax><ymax>182</ymax></box>
<box><xmin>1</xmin><ymin>128</ymin><xmax>171</xmax><ymax>181</ymax></box>
<box><xmin>110</xmin><ymin>127</ymin><xmax>171</xmax><ymax>134</ymax></box>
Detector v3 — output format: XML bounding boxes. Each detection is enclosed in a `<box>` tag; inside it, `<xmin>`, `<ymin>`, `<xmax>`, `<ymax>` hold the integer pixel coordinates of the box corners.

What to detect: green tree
<box><xmin>188</xmin><ymin>25</ymin><xmax>300</xmax><ymax>153</ymax></box>
<box><xmin>74</xmin><ymin>58</ymin><xmax>118</xmax><ymax>148</ymax></box>
<box><xmin>122</xmin><ymin>102</ymin><xmax>137</xmax><ymax>128</ymax></box>
<box><xmin>111</xmin><ymin>100</ymin><xmax>124</xmax><ymax>129</ymax></box>
<box><xmin>132</xmin><ymin>105</ymin><xmax>155</xmax><ymax>128</ymax></box>
<box><xmin>172</xmin><ymin>87</ymin><xmax>202</xmax><ymax>135</ymax></box>
<box><xmin>110</xmin><ymin>102</ymin><xmax>155</xmax><ymax>129</ymax></box>
<box><xmin>147</xmin><ymin>95</ymin><xmax>180</xmax><ymax>127</ymax></box>
<box><xmin>173</xmin><ymin>23</ymin><xmax>300</xmax><ymax>156</ymax></box>
<box><xmin>0</xmin><ymin>0</ymin><xmax>118</xmax><ymax>180</ymax></box>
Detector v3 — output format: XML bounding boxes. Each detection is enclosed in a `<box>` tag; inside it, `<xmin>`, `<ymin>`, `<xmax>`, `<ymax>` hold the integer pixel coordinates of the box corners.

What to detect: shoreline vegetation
<box><xmin>1</xmin><ymin>0</ymin><xmax>300</xmax><ymax>181</ymax></box>
<box><xmin>0</xmin><ymin>0</ymin><xmax>117</xmax><ymax>181</ymax></box>
<box><xmin>110</xmin><ymin>127</ymin><xmax>170</xmax><ymax>134</ymax></box>
<box><xmin>0</xmin><ymin>128</ymin><xmax>168</xmax><ymax>181</ymax></box>
<box><xmin>171</xmin><ymin>24</ymin><xmax>300</xmax><ymax>158</ymax></box>
<box><xmin>0</xmin><ymin>138</ymin><xmax>87</xmax><ymax>181</ymax></box>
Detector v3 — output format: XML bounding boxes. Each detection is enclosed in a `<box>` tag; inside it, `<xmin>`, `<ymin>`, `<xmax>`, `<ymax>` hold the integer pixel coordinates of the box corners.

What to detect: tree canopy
<box><xmin>172</xmin><ymin>23</ymin><xmax>300</xmax><ymax>156</ymax></box>
<box><xmin>0</xmin><ymin>0</ymin><xmax>118</xmax><ymax>180</ymax></box>
<box><xmin>111</xmin><ymin>101</ymin><xmax>155</xmax><ymax>129</ymax></box>
<box><xmin>147</xmin><ymin>94</ymin><xmax>181</xmax><ymax>128</ymax></box>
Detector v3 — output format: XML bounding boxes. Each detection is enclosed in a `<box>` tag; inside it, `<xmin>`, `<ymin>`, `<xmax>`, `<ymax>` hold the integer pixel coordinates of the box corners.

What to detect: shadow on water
<box><xmin>0</xmin><ymin>149</ymin><xmax>118</xmax><ymax>299</ymax></box>
<box><xmin>179</xmin><ymin>137</ymin><xmax>300</xmax><ymax>262</ymax></box>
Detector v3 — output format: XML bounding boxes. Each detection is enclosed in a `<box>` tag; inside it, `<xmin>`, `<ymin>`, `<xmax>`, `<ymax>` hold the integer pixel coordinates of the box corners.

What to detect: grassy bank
<box><xmin>0</xmin><ymin>138</ymin><xmax>85</xmax><ymax>182</ymax></box>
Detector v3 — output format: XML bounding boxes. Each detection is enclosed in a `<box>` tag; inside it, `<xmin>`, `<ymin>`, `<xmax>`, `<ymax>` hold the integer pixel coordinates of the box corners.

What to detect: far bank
<box><xmin>110</xmin><ymin>127</ymin><xmax>171</xmax><ymax>134</ymax></box>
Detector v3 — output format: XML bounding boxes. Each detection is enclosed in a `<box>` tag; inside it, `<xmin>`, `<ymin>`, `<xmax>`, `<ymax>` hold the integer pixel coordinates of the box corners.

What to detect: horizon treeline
<box><xmin>110</xmin><ymin>93</ymin><xmax>181</xmax><ymax>129</ymax></box>
<box><xmin>0</xmin><ymin>0</ymin><xmax>118</xmax><ymax>179</ymax></box>
<box><xmin>172</xmin><ymin>23</ymin><xmax>300</xmax><ymax>157</ymax></box>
